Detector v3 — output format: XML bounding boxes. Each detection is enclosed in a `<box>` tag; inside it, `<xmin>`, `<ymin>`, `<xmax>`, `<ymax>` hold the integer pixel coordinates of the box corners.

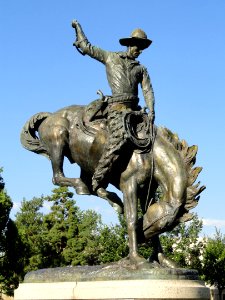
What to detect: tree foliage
<box><xmin>15</xmin><ymin>196</ymin><xmax>44</xmax><ymax>273</ymax></box>
<box><xmin>98</xmin><ymin>214</ymin><xmax>128</xmax><ymax>263</ymax></box>
<box><xmin>15</xmin><ymin>188</ymin><xmax>100</xmax><ymax>270</ymax></box>
<box><xmin>15</xmin><ymin>187</ymin><xmax>127</xmax><ymax>272</ymax></box>
<box><xmin>0</xmin><ymin>170</ymin><xmax>12</xmax><ymax>241</ymax></box>
<box><xmin>201</xmin><ymin>230</ymin><xmax>225</xmax><ymax>300</ymax></box>
<box><xmin>43</xmin><ymin>187</ymin><xmax>103</xmax><ymax>266</ymax></box>
<box><xmin>0</xmin><ymin>170</ymin><xmax>24</xmax><ymax>296</ymax></box>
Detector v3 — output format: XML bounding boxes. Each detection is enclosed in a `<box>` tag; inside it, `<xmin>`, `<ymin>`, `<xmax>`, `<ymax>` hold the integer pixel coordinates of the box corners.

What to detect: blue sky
<box><xmin>0</xmin><ymin>1</ymin><xmax>225</xmax><ymax>236</ymax></box>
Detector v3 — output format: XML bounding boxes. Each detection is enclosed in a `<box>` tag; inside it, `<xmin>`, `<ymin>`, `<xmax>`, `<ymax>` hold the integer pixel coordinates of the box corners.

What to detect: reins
<box><xmin>145</xmin><ymin>122</ymin><xmax>156</xmax><ymax>212</ymax></box>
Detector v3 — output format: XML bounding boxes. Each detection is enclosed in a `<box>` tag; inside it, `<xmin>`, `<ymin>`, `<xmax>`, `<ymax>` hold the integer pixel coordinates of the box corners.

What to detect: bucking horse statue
<box><xmin>20</xmin><ymin>102</ymin><xmax>205</xmax><ymax>268</ymax></box>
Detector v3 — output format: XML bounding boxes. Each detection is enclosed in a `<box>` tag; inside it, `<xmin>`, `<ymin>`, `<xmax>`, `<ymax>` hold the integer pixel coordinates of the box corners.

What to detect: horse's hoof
<box><xmin>96</xmin><ymin>188</ymin><xmax>124</xmax><ymax>214</ymax></box>
<box><xmin>75</xmin><ymin>184</ymin><xmax>91</xmax><ymax>195</ymax></box>
<box><xmin>129</xmin><ymin>254</ymin><xmax>148</xmax><ymax>266</ymax></box>
<box><xmin>112</xmin><ymin>203</ymin><xmax>124</xmax><ymax>214</ymax></box>
<box><xmin>158</xmin><ymin>253</ymin><xmax>179</xmax><ymax>269</ymax></box>
<box><xmin>116</xmin><ymin>255</ymin><xmax>153</xmax><ymax>270</ymax></box>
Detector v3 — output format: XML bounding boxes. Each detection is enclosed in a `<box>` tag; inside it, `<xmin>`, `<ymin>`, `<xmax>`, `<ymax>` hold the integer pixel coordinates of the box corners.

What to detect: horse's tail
<box><xmin>160</xmin><ymin>127</ymin><xmax>206</xmax><ymax>224</ymax></box>
<box><xmin>20</xmin><ymin>112</ymin><xmax>51</xmax><ymax>159</ymax></box>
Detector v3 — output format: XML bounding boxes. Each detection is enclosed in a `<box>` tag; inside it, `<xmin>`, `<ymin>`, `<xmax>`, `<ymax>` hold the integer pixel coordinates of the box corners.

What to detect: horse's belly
<box><xmin>69</xmin><ymin>128</ymin><xmax>107</xmax><ymax>173</ymax></box>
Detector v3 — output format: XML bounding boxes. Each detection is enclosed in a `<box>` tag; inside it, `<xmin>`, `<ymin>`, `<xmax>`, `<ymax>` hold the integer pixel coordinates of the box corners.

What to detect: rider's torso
<box><xmin>105</xmin><ymin>52</ymin><xmax>143</xmax><ymax>96</ymax></box>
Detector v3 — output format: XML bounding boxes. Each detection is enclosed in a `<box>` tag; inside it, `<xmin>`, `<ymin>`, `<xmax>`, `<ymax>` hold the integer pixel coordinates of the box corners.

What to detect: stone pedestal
<box><xmin>14</xmin><ymin>265</ymin><xmax>210</xmax><ymax>300</ymax></box>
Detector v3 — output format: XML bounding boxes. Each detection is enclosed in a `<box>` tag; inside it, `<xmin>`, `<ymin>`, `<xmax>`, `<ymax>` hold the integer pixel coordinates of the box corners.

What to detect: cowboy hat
<box><xmin>119</xmin><ymin>28</ymin><xmax>152</xmax><ymax>50</ymax></box>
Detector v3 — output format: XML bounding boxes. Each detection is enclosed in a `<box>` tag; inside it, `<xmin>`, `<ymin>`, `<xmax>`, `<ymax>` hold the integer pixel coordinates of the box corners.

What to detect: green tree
<box><xmin>0</xmin><ymin>170</ymin><xmax>24</xmax><ymax>296</ymax></box>
<box><xmin>202</xmin><ymin>230</ymin><xmax>225</xmax><ymax>300</ymax></box>
<box><xmin>43</xmin><ymin>187</ymin><xmax>103</xmax><ymax>266</ymax></box>
<box><xmin>15</xmin><ymin>187</ymin><xmax>109</xmax><ymax>271</ymax></box>
<box><xmin>0</xmin><ymin>170</ymin><xmax>12</xmax><ymax>244</ymax></box>
<box><xmin>41</xmin><ymin>187</ymin><xmax>78</xmax><ymax>267</ymax></box>
<box><xmin>98</xmin><ymin>214</ymin><xmax>128</xmax><ymax>263</ymax></box>
<box><xmin>64</xmin><ymin>209</ymin><xmax>102</xmax><ymax>266</ymax></box>
<box><xmin>16</xmin><ymin>187</ymin><xmax>104</xmax><ymax>268</ymax></box>
<box><xmin>15</xmin><ymin>196</ymin><xmax>44</xmax><ymax>273</ymax></box>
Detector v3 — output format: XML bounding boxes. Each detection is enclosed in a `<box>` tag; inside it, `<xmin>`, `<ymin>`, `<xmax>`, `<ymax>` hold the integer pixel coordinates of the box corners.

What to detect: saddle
<box><xmin>80</xmin><ymin>98</ymin><xmax>108</xmax><ymax>136</ymax></box>
<box><xmin>80</xmin><ymin>97</ymin><xmax>153</xmax><ymax>152</ymax></box>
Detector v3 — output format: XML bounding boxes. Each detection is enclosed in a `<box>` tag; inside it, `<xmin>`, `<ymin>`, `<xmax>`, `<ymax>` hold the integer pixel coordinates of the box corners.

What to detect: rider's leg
<box><xmin>92</xmin><ymin>110</ymin><xmax>126</xmax><ymax>191</ymax></box>
<box><xmin>92</xmin><ymin>135</ymin><xmax>126</xmax><ymax>213</ymax></box>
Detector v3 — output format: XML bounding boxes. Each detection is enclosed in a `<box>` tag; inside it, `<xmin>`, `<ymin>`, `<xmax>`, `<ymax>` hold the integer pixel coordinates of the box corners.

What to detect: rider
<box><xmin>72</xmin><ymin>20</ymin><xmax>155</xmax><ymax>194</ymax></box>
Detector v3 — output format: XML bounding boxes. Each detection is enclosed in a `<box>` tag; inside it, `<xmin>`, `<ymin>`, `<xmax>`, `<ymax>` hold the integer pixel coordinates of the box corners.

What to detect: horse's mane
<box><xmin>159</xmin><ymin>127</ymin><xmax>206</xmax><ymax>224</ymax></box>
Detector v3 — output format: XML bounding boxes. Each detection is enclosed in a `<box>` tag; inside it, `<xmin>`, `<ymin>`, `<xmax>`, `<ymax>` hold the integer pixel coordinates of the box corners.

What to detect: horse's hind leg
<box><xmin>52</xmin><ymin>152</ymin><xmax>90</xmax><ymax>195</ymax></box>
<box><xmin>40</xmin><ymin>121</ymin><xmax>90</xmax><ymax>195</ymax></box>
<box><xmin>80</xmin><ymin>169</ymin><xmax>124</xmax><ymax>213</ymax></box>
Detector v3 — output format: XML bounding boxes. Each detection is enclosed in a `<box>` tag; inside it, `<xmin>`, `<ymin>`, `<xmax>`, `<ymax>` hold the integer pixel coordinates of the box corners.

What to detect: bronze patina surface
<box><xmin>20</xmin><ymin>21</ymin><xmax>205</xmax><ymax>269</ymax></box>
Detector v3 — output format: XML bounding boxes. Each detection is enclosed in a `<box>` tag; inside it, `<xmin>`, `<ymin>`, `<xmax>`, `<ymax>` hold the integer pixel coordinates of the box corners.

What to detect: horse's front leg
<box><xmin>123</xmin><ymin>177</ymin><xmax>146</xmax><ymax>265</ymax></box>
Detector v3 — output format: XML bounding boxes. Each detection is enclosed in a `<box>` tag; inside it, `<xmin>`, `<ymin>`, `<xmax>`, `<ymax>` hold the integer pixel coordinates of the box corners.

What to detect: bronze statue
<box><xmin>20</xmin><ymin>21</ymin><xmax>205</xmax><ymax>267</ymax></box>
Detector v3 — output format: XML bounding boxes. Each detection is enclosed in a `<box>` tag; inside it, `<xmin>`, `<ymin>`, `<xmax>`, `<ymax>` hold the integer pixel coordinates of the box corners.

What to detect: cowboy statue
<box><xmin>72</xmin><ymin>20</ymin><xmax>155</xmax><ymax>194</ymax></box>
<box><xmin>72</xmin><ymin>20</ymin><xmax>155</xmax><ymax>196</ymax></box>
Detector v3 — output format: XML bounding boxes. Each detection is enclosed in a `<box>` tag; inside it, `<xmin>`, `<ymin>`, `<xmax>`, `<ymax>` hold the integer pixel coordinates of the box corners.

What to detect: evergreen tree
<box><xmin>98</xmin><ymin>214</ymin><xmax>128</xmax><ymax>263</ymax></box>
<box><xmin>64</xmin><ymin>209</ymin><xmax>102</xmax><ymax>266</ymax></box>
<box><xmin>15</xmin><ymin>187</ymin><xmax>105</xmax><ymax>270</ymax></box>
<box><xmin>0</xmin><ymin>169</ymin><xmax>24</xmax><ymax>296</ymax></box>
<box><xmin>42</xmin><ymin>187</ymin><xmax>103</xmax><ymax>266</ymax></box>
<box><xmin>42</xmin><ymin>187</ymin><xmax>77</xmax><ymax>267</ymax></box>
<box><xmin>15</xmin><ymin>196</ymin><xmax>44</xmax><ymax>273</ymax></box>
<box><xmin>0</xmin><ymin>170</ymin><xmax>12</xmax><ymax>243</ymax></box>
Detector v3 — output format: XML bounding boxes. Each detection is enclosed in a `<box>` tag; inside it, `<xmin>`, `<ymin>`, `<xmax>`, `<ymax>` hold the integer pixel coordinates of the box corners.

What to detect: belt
<box><xmin>107</xmin><ymin>93</ymin><xmax>139</xmax><ymax>104</ymax></box>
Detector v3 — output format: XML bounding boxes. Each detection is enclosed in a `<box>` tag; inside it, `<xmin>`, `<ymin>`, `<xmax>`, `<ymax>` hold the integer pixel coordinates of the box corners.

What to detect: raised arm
<box><xmin>72</xmin><ymin>20</ymin><xmax>107</xmax><ymax>64</ymax></box>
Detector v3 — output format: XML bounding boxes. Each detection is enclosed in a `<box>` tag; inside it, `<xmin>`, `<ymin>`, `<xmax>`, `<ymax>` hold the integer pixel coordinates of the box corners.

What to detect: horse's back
<box><xmin>39</xmin><ymin>104</ymin><xmax>107</xmax><ymax>172</ymax></box>
<box><xmin>39</xmin><ymin>105</ymin><xmax>84</xmax><ymax>133</ymax></box>
<box><xmin>55</xmin><ymin>104</ymin><xmax>85</xmax><ymax>114</ymax></box>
